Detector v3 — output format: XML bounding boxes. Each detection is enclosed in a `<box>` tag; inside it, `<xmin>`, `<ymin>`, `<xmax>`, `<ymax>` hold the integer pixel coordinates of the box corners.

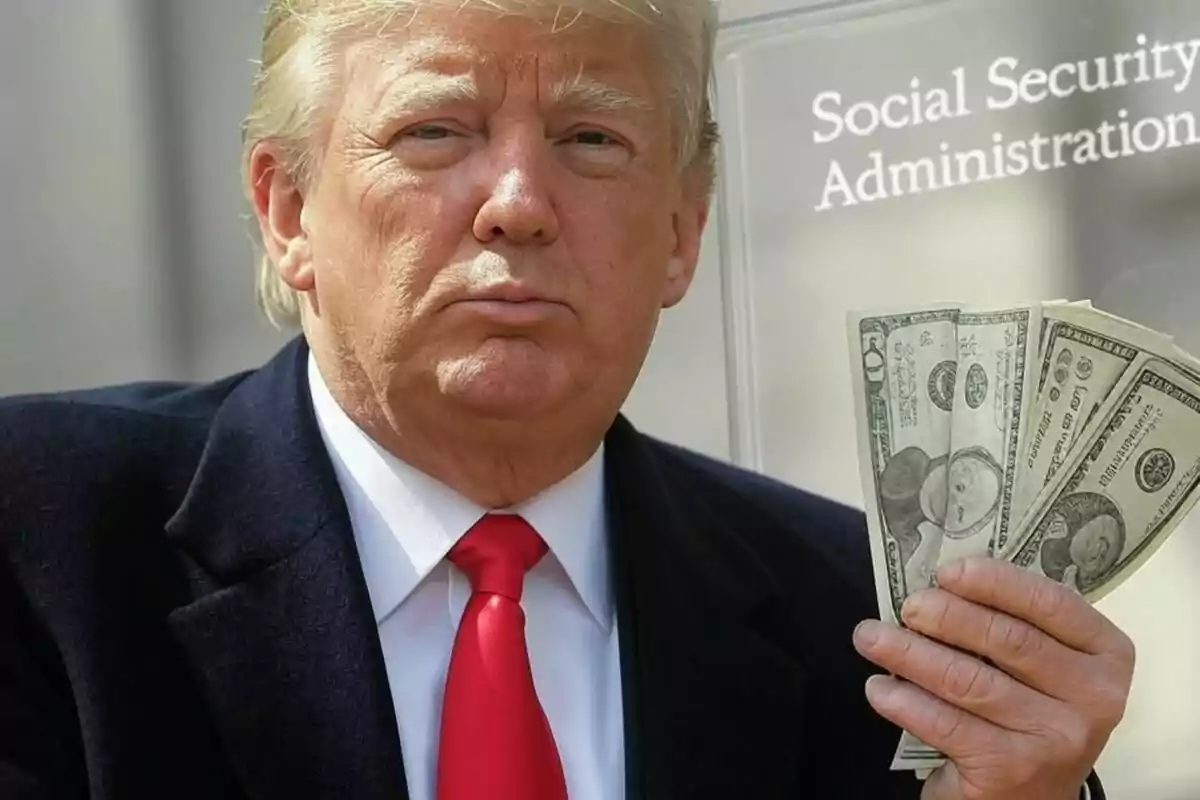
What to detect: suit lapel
<box><xmin>163</xmin><ymin>340</ymin><xmax>410</xmax><ymax>800</ymax></box>
<box><xmin>604</xmin><ymin>418</ymin><xmax>810</xmax><ymax>799</ymax></box>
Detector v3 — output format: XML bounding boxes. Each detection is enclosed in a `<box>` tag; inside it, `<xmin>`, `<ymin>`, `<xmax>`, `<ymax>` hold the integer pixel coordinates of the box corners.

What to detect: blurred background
<box><xmin>2</xmin><ymin>0</ymin><xmax>1198</xmax><ymax>796</ymax></box>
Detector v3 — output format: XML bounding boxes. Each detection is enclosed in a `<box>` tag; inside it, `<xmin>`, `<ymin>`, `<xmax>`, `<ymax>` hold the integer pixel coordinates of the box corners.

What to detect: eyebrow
<box><xmin>546</xmin><ymin>74</ymin><xmax>655</xmax><ymax>116</ymax></box>
<box><xmin>377</xmin><ymin>71</ymin><xmax>481</xmax><ymax>120</ymax></box>
<box><xmin>365</xmin><ymin>34</ymin><xmax>655</xmax><ymax>125</ymax></box>
<box><xmin>360</xmin><ymin>37</ymin><xmax>481</xmax><ymax>123</ymax></box>
<box><xmin>382</xmin><ymin>73</ymin><xmax>651</xmax><ymax>119</ymax></box>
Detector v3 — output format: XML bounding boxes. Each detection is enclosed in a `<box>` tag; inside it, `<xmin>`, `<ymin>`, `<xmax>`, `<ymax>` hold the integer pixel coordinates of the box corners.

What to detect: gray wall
<box><xmin>2</xmin><ymin>1</ymin><xmax>1198</xmax><ymax>796</ymax></box>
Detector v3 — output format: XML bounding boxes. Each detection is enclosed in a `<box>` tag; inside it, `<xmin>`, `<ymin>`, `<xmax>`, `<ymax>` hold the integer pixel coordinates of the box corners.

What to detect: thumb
<box><xmin>920</xmin><ymin>762</ymin><xmax>966</xmax><ymax>800</ymax></box>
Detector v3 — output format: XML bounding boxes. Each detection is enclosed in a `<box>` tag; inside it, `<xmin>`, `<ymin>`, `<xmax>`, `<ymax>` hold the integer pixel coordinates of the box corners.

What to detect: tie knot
<box><xmin>448</xmin><ymin>514</ymin><xmax>548</xmax><ymax>601</ymax></box>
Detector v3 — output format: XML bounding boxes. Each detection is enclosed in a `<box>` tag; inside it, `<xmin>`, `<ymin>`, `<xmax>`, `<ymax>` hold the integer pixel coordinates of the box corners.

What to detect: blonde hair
<box><xmin>241</xmin><ymin>0</ymin><xmax>721</xmax><ymax>329</ymax></box>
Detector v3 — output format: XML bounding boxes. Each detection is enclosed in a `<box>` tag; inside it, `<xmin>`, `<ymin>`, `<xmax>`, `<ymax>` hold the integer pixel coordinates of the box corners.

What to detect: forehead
<box><xmin>336</xmin><ymin>8</ymin><xmax>665</xmax><ymax>106</ymax></box>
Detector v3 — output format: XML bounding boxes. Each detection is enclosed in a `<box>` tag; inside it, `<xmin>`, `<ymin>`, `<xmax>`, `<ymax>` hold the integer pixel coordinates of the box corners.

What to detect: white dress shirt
<box><xmin>307</xmin><ymin>354</ymin><xmax>625</xmax><ymax>800</ymax></box>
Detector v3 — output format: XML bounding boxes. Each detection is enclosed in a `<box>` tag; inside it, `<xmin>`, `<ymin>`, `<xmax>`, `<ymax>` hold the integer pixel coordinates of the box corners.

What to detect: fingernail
<box><xmin>937</xmin><ymin>560</ymin><xmax>965</xmax><ymax>585</ymax></box>
<box><xmin>853</xmin><ymin>620</ymin><xmax>880</xmax><ymax>650</ymax></box>
<box><xmin>865</xmin><ymin>674</ymin><xmax>895</xmax><ymax>705</ymax></box>
<box><xmin>900</xmin><ymin>593</ymin><xmax>922</xmax><ymax>624</ymax></box>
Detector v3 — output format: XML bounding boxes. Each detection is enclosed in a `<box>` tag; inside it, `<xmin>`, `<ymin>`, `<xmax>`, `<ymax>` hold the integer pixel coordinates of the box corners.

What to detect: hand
<box><xmin>852</xmin><ymin>557</ymin><xmax>1135</xmax><ymax>800</ymax></box>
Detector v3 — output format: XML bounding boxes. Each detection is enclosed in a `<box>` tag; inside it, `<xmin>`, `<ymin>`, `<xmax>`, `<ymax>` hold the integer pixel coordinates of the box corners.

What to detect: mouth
<box><xmin>446</xmin><ymin>284</ymin><xmax>569</xmax><ymax>325</ymax></box>
<box><xmin>455</xmin><ymin>284</ymin><xmax>564</xmax><ymax>305</ymax></box>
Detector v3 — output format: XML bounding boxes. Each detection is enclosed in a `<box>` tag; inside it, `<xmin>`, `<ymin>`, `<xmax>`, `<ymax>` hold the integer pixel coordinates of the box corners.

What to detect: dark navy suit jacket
<box><xmin>0</xmin><ymin>339</ymin><xmax>1100</xmax><ymax>799</ymax></box>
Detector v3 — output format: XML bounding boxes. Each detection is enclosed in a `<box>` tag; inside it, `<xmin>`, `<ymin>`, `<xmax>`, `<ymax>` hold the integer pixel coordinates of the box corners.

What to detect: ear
<box><xmin>247</xmin><ymin>142</ymin><xmax>315</xmax><ymax>293</ymax></box>
<box><xmin>661</xmin><ymin>177</ymin><xmax>711</xmax><ymax>309</ymax></box>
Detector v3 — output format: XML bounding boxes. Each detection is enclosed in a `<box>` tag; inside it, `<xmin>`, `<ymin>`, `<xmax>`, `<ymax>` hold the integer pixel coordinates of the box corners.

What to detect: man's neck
<box><xmin>371</xmin><ymin>417</ymin><xmax>605</xmax><ymax>508</ymax></box>
<box><xmin>309</xmin><ymin>351</ymin><xmax>610</xmax><ymax>509</ymax></box>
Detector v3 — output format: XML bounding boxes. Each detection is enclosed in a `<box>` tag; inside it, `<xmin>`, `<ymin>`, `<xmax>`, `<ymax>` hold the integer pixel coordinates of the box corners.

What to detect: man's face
<box><xmin>288</xmin><ymin>8</ymin><xmax>707</xmax><ymax>424</ymax></box>
<box><xmin>1070</xmin><ymin>515</ymin><xmax>1120</xmax><ymax>579</ymax></box>
<box><xmin>943</xmin><ymin>454</ymin><xmax>1000</xmax><ymax>534</ymax></box>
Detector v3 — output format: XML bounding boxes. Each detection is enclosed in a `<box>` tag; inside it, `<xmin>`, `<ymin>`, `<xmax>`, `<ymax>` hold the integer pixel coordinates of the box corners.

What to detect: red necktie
<box><xmin>436</xmin><ymin>514</ymin><xmax>569</xmax><ymax>800</ymax></box>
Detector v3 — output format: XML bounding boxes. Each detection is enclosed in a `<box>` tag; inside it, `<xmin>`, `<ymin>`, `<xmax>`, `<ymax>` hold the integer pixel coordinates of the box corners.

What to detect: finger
<box><xmin>863</xmin><ymin>674</ymin><xmax>1005</xmax><ymax>767</ymax></box>
<box><xmin>900</xmin><ymin>587</ymin><xmax>1091</xmax><ymax>703</ymax></box>
<box><xmin>854</xmin><ymin>619</ymin><xmax>1062</xmax><ymax>733</ymax></box>
<box><xmin>935</xmin><ymin>557</ymin><xmax>1133</xmax><ymax>660</ymax></box>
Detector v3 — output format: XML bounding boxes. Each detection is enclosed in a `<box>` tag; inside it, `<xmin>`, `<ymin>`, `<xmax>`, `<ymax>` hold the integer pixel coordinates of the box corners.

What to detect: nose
<box><xmin>472</xmin><ymin>137</ymin><xmax>560</xmax><ymax>246</ymax></box>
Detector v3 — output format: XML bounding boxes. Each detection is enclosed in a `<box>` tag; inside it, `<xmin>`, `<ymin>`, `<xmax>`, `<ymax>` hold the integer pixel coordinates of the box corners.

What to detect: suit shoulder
<box><xmin>0</xmin><ymin>371</ymin><xmax>247</xmax><ymax>422</ymax></box>
<box><xmin>645</xmin><ymin>436</ymin><xmax>874</xmax><ymax>594</ymax></box>
<box><xmin>0</xmin><ymin>373</ymin><xmax>249</xmax><ymax>529</ymax></box>
<box><xmin>0</xmin><ymin>371</ymin><xmax>250</xmax><ymax>436</ymax></box>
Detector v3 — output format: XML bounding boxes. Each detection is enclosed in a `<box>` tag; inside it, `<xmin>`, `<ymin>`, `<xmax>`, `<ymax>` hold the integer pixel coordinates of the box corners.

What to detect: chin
<box><xmin>434</xmin><ymin>343</ymin><xmax>575</xmax><ymax>420</ymax></box>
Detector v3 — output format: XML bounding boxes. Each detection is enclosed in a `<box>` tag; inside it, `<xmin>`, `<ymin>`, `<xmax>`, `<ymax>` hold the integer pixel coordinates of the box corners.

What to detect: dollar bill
<box><xmin>1007</xmin><ymin>355</ymin><xmax>1200</xmax><ymax>600</ymax></box>
<box><xmin>890</xmin><ymin>305</ymin><xmax>1043</xmax><ymax>771</ymax></box>
<box><xmin>939</xmin><ymin>305</ymin><xmax>1042</xmax><ymax>563</ymax></box>
<box><xmin>848</xmin><ymin>299</ymin><xmax>1200</xmax><ymax>777</ymax></box>
<box><xmin>848</xmin><ymin>306</ymin><xmax>960</xmax><ymax>625</ymax></box>
<box><xmin>1171</xmin><ymin>344</ymin><xmax>1200</xmax><ymax>380</ymax></box>
<box><xmin>897</xmin><ymin>351</ymin><xmax>1200</xmax><ymax>772</ymax></box>
<box><xmin>1007</xmin><ymin>305</ymin><xmax>1176</xmax><ymax>552</ymax></box>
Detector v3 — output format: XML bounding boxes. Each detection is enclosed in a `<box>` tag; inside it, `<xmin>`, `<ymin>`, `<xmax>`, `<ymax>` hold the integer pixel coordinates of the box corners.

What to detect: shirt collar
<box><xmin>307</xmin><ymin>352</ymin><xmax>612</xmax><ymax>631</ymax></box>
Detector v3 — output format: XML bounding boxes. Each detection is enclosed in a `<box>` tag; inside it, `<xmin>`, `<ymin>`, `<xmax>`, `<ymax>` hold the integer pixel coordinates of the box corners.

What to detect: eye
<box><xmin>564</xmin><ymin>129</ymin><xmax>620</xmax><ymax>147</ymax></box>
<box><xmin>401</xmin><ymin>124</ymin><xmax>459</xmax><ymax>141</ymax></box>
<box><xmin>555</xmin><ymin>127</ymin><xmax>632</xmax><ymax>176</ymax></box>
<box><xmin>389</xmin><ymin>122</ymin><xmax>474</xmax><ymax>170</ymax></box>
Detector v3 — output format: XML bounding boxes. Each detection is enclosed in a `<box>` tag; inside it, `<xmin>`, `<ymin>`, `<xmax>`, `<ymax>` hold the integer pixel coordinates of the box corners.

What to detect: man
<box><xmin>0</xmin><ymin>1</ymin><xmax>1132</xmax><ymax>798</ymax></box>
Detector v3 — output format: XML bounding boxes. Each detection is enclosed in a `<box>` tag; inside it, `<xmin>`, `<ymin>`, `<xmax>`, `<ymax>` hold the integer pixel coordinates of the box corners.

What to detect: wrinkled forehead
<box><xmin>333</xmin><ymin>8</ymin><xmax>666</xmax><ymax>118</ymax></box>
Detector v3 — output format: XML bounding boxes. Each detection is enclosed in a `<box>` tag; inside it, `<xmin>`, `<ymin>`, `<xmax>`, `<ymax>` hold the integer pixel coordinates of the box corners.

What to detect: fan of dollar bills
<box><xmin>846</xmin><ymin>300</ymin><xmax>1200</xmax><ymax>778</ymax></box>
